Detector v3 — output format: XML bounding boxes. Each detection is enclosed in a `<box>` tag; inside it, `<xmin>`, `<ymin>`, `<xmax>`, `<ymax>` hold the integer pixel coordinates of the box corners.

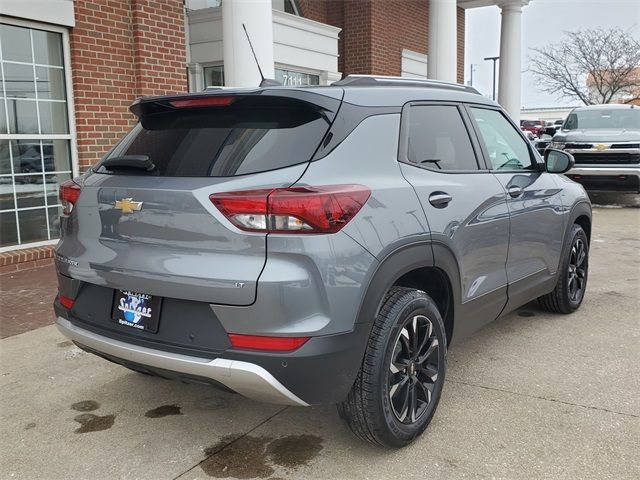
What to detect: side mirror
<box><xmin>545</xmin><ymin>149</ymin><xmax>574</xmax><ymax>174</ymax></box>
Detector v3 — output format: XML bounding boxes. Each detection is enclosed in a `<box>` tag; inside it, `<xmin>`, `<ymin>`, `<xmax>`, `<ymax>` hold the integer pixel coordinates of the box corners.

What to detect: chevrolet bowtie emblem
<box><xmin>594</xmin><ymin>144</ymin><xmax>609</xmax><ymax>151</ymax></box>
<box><xmin>114</xmin><ymin>198</ymin><xmax>143</xmax><ymax>214</ymax></box>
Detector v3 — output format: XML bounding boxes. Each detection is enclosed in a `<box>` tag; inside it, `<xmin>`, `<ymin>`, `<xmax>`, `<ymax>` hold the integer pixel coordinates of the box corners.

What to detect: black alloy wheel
<box><xmin>567</xmin><ymin>237</ymin><xmax>587</xmax><ymax>303</ymax></box>
<box><xmin>338</xmin><ymin>287</ymin><xmax>447</xmax><ymax>448</ymax></box>
<box><xmin>388</xmin><ymin>314</ymin><xmax>440</xmax><ymax>424</ymax></box>
<box><xmin>538</xmin><ymin>223</ymin><xmax>589</xmax><ymax>314</ymax></box>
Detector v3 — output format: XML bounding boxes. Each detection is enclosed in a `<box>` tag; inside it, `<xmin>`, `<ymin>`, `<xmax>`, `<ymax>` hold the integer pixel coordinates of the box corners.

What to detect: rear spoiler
<box><xmin>129</xmin><ymin>89</ymin><xmax>344</xmax><ymax>119</ymax></box>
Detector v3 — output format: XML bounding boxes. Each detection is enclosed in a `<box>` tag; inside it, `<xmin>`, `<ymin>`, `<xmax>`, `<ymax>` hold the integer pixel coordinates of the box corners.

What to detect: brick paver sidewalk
<box><xmin>0</xmin><ymin>265</ymin><xmax>57</xmax><ymax>338</ymax></box>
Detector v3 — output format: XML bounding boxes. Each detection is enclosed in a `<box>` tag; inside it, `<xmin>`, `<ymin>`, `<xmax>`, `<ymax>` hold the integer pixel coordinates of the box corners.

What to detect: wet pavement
<box><xmin>0</xmin><ymin>200</ymin><xmax>638</xmax><ymax>480</ymax></box>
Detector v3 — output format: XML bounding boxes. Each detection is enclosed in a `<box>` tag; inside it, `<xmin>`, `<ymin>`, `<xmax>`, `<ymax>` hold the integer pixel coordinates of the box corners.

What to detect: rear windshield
<box><xmin>97</xmin><ymin>97</ymin><xmax>332</xmax><ymax>177</ymax></box>
<box><xmin>564</xmin><ymin>108</ymin><xmax>640</xmax><ymax>130</ymax></box>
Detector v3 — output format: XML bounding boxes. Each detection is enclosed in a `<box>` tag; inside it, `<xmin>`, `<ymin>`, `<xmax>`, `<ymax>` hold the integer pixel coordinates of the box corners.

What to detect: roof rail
<box><xmin>332</xmin><ymin>75</ymin><xmax>480</xmax><ymax>95</ymax></box>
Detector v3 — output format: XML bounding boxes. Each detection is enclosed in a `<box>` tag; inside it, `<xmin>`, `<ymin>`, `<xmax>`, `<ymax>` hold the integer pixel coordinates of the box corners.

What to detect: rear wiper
<box><xmin>419</xmin><ymin>158</ymin><xmax>442</xmax><ymax>169</ymax></box>
<box><xmin>101</xmin><ymin>155</ymin><xmax>155</xmax><ymax>172</ymax></box>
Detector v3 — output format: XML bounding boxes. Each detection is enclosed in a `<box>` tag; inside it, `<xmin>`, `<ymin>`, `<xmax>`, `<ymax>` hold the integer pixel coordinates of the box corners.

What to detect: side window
<box><xmin>470</xmin><ymin>108</ymin><xmax>535</xmax><ymax>171</ymax></box>
<box><xmin>407</xmin><ymin>105</ymin><xmax>479</xmax><ymax>171</ymax></box>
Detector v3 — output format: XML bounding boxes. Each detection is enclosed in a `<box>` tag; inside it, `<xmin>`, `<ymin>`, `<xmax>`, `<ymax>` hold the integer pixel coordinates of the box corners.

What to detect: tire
<box><xmin>538</xmin><ymin>224</ymin><xmax>589</xmax><ymax>314</ymax></box>
<box><xmin>337</xmin><ymin>287</ymin><xmax>447</xmax><ymax>448</ymax></box>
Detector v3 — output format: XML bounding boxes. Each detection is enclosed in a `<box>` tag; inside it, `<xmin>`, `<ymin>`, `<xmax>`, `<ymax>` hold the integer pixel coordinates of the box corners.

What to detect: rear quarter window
<box><xmin>406</xmin><ymin>104</ymin><xmax>479</xmax><ymax>171</ymax></box>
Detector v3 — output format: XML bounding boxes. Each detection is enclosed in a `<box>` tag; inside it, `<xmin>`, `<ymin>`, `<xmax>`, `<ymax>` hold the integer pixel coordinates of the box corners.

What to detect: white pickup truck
<box><xmin>551</xmin><ymin>104</ymin><xmax>640</xmax><ymax>193</ymax></box>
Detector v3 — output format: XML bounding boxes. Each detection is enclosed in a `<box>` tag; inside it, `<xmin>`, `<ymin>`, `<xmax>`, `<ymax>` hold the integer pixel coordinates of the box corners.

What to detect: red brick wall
<box><xmin>0</xmin><ymin>246</ymin><xmax>55</xmax><ymax>275</ymax></box>
<box><xmin>298</xmin><ymin>0</ymin><xmax>329</xmax><ymax>24</ymax></box>
<box><xmin>70</xmin><ymin>0</ymin><xmax>187</xmax><ymax>171</ymax></box>
<box><xmin>457</xmin><ymin>6</ymin><xmax>465</xmax><ymax>84</ymax></box>
<box><xmin>131</xmin><ymin>0</ymin><xmax>188</xmax><ymax>97</ymax></box>
<box><xmin>369</xmin><ymin>0</ymin><xmax>428</xmax><ymax>76</ymax></box>
<box><xmin>298</xmin><ymin>0</ymin><xmax>465</xmax><ymax>83</ymax></box>
<box><xmin>341</xmin><ymin>1</ymin><xmax>374</xmax><ymax>74</ymax></box>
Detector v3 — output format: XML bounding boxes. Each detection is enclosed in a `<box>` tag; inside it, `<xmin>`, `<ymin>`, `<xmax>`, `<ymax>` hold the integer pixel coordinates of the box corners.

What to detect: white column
<box><xmin>222</xmin><ymin>0</ymin><xmax>275</xmax><ymax>87</ymax></box>
<box><xmin>428</xmin><ymin>0</ymin><xmax>458</xmax><ymax>83</ymax></box>
<box><xmin>497</xmin><ymin>0</ymin><xmax>528</xmax><ymax>121</ymax></box>
<box><xmin>187</xmin><ymin>63</ymin><xmax>204</xmax><ymax>92</ymax></box>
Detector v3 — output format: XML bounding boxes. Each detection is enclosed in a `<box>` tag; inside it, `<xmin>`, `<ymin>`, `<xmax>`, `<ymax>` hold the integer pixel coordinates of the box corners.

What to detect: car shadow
<box><xmin>588</xmin><ymin>191</ymin><xmax>640</xmax><ymax>208</ymax></box>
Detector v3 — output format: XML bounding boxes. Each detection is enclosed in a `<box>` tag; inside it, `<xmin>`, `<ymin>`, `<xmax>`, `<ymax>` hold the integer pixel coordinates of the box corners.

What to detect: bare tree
<box><xmin>529</xmin><ymin>27</ymin><xmax>640</xmax><ymax>105</ymax></box>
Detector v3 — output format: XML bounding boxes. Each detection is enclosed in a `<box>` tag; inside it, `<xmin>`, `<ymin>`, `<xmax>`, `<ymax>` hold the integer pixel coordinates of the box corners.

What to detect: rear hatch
<box><xmin>56</xmin><ymin>89</ymin><xmax>343</xmax><ymax>305</ymax></box>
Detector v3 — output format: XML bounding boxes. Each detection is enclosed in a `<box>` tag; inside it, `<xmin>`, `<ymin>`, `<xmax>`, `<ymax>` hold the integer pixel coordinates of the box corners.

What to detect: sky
<box><xmin>464</xmin><ymin>0</ymin><xmax>640</xmax><ymax>109</ymax></box>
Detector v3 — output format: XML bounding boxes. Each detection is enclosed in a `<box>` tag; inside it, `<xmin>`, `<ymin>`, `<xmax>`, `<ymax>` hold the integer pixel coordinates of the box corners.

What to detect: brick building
<box><xmin>71</xmin><ymin>0</ymin><xmax>187</xmax><ymax>171</ymax></box>
<box><xmin>298</xmin><ymin>0</ymin><xmax>465</xmax><ymax>83</ymax></box>
<box><xmin>186</xmin><ymin>0</ymin><xmax>465</xmax><ymax>91</ymax></box>
<box><xmin>1</xmin><ymin>0</ymin><xmax>530</xmax><ymax>266</ymax></box>
<box><xmin>1</xmin><ymin>0</ymin><xmax>188</xmax><ymax>268</ymax></box>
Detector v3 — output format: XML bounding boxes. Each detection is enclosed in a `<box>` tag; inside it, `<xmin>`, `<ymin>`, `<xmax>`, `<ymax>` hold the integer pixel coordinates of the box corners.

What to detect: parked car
<box><xmin>12</xmin><ymin>142</ymin><xmax>56</xmax><ymax>174</ymax></box>
<box><xmin>551</xmin><ymin>104</ymin><xmax>640</xmax><ymax>192</ymax></box>
<box><xmin>533</xmin><ymin>134</ymin><xmax>553</xmax><ymax>155</ymax></box>
<box><xmin>0</xmin><ymin>142</ymin><xmax>55</xmax><ymax>184</ymax></box>
<box><xmin>542</xmin><ymin>120</ymin><xmax>564</xmax><ymax>137</ymax></box>
<box><xmin>520</xmin><ymin>119</ymin><xmax>544</xmax><ymax>137</ymax></box>
<box><xmin>521</xmin><ymin>127</ymin><xmax>536</xmax><ymax>141</ymax></box>
<box><xmin>53</xmin><ymin>75</ymin><xmax>592</xmax><ymax>448</ymax></box>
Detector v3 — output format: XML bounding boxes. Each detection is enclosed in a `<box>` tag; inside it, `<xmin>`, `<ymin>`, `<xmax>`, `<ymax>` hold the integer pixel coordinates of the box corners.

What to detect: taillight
<box><xmin>169</xmin><ymin>96</ymin><xmax>235</xmax><ymax>108</ymax></box>
<box><xmin>58</xmin><ymin>294</ymin><xmax>75</xmax><ymax>309</ymax></box>
<box><xmin>59</xmin><ymin>180</ymin><xmax>81</xmax><ymax>215</ymax></box>
<box><xmin>210</xmin><ymin>185</ymin><xmax>370</xmax><ymax>234</ymax></box>
<box><xmin>228</xmin><ymin>333</ymin><xmax>309</xmax><ymax>352</ymax></box>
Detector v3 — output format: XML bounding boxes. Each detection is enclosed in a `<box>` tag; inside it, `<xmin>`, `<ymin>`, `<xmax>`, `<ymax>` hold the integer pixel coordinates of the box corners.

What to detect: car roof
<box><xmin>338</xmin><ymin>85</ymin><xmax>496</xmax><ymax>107</ymax></box>
<box><xmin>134</xmin><ymin>75</ymin><xmax>498</xmax><ymax>111</ymax></box>
<box><xmin>329</xmin><ymin>75</ymin><xmax>497</xmax><ymax>107</ymax></box>
<box><xmin>572</xmin><ymin>104</ymin><xmax>637</xmax><ymax>111</ymax></box>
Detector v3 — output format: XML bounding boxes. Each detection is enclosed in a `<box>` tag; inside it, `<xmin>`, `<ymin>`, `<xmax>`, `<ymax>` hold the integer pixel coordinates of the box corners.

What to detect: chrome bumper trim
<box><xmin>568</xmin><ymin>166</ymin><xmax>640</xmax><ymax>177</ymax></box>
<box><xmin>56</xmin><ymin>317</ymin><xmax>308</xmax><ymax>406</ymax></box>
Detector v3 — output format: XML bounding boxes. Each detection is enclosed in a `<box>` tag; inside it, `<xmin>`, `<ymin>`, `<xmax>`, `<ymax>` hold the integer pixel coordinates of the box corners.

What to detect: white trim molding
<box><xmin>401</xmin><ymin>49</ymin><xmax>428</xmax><ymax>79</ymax></box>
<box><xmin>187</xmin><ymin>6</ymin><xmax>341</xmax><ymax>87</ymax></box>
<box><xmin>272</xmin><ymin>10</ymin><xmax>341</xmax><ymax>85</ymax></box>
<box><xmin>0</xmin><ymin>239</ymin><xmax>58</xmax><ymax>254</ymax></box>
<box><xmin>1</xmin><ymin>0</ymin><xmax>75</xmax><ymax>27</ymax></box>
<box><xmin>0</xmin><ymin>17</ymin><xmax>77</xmax><ymax>250</ymax></box>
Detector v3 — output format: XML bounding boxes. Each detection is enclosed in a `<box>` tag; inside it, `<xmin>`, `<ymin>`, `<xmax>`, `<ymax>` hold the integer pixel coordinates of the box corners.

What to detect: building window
<box><xmin>203</xmin><ymin>65</ymin><xmax>224</xmax><ymax>87</ymax></box>
<box><xmin>185</xmin><ymin>0</ymin><xmax>221</xmax><ymax>11</ymax></box>
<box><xmin>283</xmin><ymin>0</ymin><xmax>301</xmax><ymax>15</ymax></box>
<box><xmin>203</xmin><ymin>66</ymin><xmax>320</xmax><ymax>87</ymax></box>
<box><xmin>275</xmin><ymin>68</ymin><xmax>319</xmax><ymax>86</ymax></box>
<box><xmin>0</xmin><ymin>23</ymin><xmax>74</xmax><ymax>249</ymax></box>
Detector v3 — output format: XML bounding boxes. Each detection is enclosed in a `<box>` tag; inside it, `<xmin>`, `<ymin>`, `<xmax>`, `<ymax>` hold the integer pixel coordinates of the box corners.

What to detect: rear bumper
<box><xmin>53</xmin><ymin>229</ymin><xmax>375</xmax><ymax>405</ymax></box>
<box><xmin>57</xmin><ymin>316</ymin><xmax>308</xmax><ymax>406</ymax></box>
<box><xmin>56</xmin><ymin>312</ymin><xmax>371</xmax><ymax>406</ymax></box>
<box><xmin>566</xmin><ymin>166</ymin><xmax>640</xmax><ymax>192</ymax></box>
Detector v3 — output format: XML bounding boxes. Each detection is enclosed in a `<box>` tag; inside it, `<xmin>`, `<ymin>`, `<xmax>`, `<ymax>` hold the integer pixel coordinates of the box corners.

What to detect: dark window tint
<box><xmin>99</xmin><ymin>98</ymin><xmax>330</xmax><ymax>177</ymax></box>
<box><xmin>407</xmin><ymin>105</ymin><xmax>478</xmax><ymax>171</ymax></box>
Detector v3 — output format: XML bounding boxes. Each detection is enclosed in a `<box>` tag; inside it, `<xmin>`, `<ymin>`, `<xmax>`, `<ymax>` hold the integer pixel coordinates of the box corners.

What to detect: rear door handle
<box><xmin>508</xmin><ymin>186</ymin><xmax>523</xmax><ymax>198</ymax></box>
<box><xmin>428</xmin><ymin>191</ymin><xmax>452</xmax><ymax>208</ymax></box>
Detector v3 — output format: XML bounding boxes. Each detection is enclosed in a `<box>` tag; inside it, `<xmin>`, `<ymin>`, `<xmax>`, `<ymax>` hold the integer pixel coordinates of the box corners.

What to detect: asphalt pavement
<box><xmin>1</xmin><ymin>198</ymin><xmax>638</xmax><ymax>480</ymax></box>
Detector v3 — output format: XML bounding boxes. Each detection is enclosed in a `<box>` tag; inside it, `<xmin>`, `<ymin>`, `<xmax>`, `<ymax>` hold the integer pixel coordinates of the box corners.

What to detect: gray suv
<box><xmin>54</xmin><ymin>76</ymin><xmax>592</xmax><ymax>448</ymax></box>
